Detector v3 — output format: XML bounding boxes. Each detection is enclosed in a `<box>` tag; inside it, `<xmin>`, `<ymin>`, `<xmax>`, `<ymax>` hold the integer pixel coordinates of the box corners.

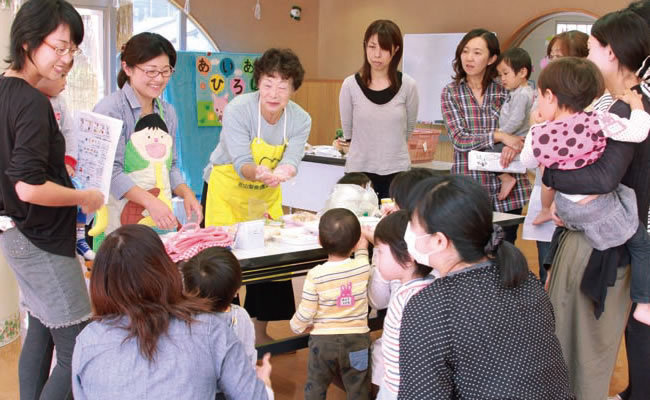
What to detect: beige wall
<box><xmin>0</xmin><ymin>9</ymin><xmax>12</xmax><ymax>71</ymax></box>
<box><xmin>316</xmin><ymin>0</ymin><xmax>629</xmax><ymax>79</ymax></box>
<box><xmin>186</xmin><ymin>0</ymin><xmax>320</xmax><ymax>79</ymax></box>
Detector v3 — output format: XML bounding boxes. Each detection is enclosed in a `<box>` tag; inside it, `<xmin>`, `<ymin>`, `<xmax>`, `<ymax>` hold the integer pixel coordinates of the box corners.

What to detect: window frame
<box><xmin>70</xmin><ymin>0</ymin><xmax>218</xmax><ymax>94</ymax></box>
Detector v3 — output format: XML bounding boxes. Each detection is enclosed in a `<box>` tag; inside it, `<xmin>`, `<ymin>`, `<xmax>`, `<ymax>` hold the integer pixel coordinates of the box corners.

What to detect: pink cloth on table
<box><xmin>164</xmin><ymin>223</ymin><xmax>233</xmax><ymax>262</ymax></box>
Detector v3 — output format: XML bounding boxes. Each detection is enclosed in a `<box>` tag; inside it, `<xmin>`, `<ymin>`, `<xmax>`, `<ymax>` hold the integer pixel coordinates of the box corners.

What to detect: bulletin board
<box><xmin>195</xmin><ymin>54</ymin><xmax>259</xmax><ymax>127</ymax></box>
<box><xmin>164</xmin><ymin>51</ymin><xmax>261</xmax><ymax>196</ymax></box>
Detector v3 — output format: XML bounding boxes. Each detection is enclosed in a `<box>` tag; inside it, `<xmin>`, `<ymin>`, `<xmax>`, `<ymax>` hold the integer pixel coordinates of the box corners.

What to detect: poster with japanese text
<box><xmin>74</xmin><ymin>111</ymin><xmax>123</xmax><ymax>204</ymax></box>
<box><xmin>195</xmin><ymin>53</ymin><xmax>259</xmax><ymax>127</ymax></box>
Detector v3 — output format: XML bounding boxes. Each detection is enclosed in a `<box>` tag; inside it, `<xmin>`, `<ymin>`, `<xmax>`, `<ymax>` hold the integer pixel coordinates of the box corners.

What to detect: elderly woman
<box><xmin>201</xmin><ymin>48</ymin><xmax>312</xmax><ymax>344</ymax></box>
<box><xmin>397</xmin><ymin>175</ymin><xmax>573</xmax><ymax>399</ymax></box>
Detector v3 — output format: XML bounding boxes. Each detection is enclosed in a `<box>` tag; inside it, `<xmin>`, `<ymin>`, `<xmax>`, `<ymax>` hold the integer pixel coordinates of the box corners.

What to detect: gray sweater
<box><xmin>72</xmin><ymin>313</ymin><xmax>271</xmax><ymax>399</ymax></box>
<box><xmin>203</xmin><ymin>92</ymin><xmax>311</xmax><ymax>183</ymax></box>
<box><xmin>339</xmin><ymin>73</ymin><xmax>419</xmax><ymax>175</ymax></box>
<box><xmin>492</xmin><ymin>85</ymin><xmax>535</xmax><ymax>152</ymax></box>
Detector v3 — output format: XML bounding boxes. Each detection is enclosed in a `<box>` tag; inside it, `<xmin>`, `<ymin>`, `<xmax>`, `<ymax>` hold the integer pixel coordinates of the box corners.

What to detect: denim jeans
<box><xmin>536</xmin><ymin>240</ymin><xmax>551</xmax><ymax>285</ymax></box>
<box><xmin>20</xmin><ymin>313</ymin><xmax>88</xmax><ymax>400</ymax></box>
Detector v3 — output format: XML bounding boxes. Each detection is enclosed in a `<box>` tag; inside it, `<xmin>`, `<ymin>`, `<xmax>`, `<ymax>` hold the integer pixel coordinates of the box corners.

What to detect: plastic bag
<box><xmin>322</xmin><ymin>184</ymin><xmax>380</xmax><ymax>217</ymax></box>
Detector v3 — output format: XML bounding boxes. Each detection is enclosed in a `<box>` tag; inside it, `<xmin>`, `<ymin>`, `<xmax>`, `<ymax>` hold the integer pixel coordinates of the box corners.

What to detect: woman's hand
<box><xmin>273</xmin><ymin>164</ymin><xmax>296</xmax><ymax>182</ymax></box>
<box><xmin>79</xmin><ymin>189</ymin><xmax>104</xmax><ymax>214</ymax></box>
<box><xmin>256</xmin><ymin>353</ymin><xmax>273</xmax><ymax>388</ymax></box>
<box><xmin>146</xmin><ymin>197</ymin><xmax>177</xmax><ymax>230</ymax></box>
<box><xmin>255</xmin><ymin>165</ymin><xmax>281</xmax><ymax>187</ymax></box>
<box><xmin>500</xmin><ymin>146</ymin><xmax>520</xmax><ymax>168</ymax></box>
<box><xmin>183</xmin><ymin>193</ymin><xmax>203</xmax><ymax>224</ymax></box>
<box><xmin>494</xmin><ymin>131</ymin><xmax>524</xmax><ymax>151</ymax></box>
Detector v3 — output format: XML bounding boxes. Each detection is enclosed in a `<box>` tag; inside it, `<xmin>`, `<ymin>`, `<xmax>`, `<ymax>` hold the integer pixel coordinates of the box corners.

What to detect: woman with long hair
<box><xmin>71</xmin><ymin>225</ymin><xmax>273</xmax><ymax>399</ymax></box>
<box><xmin>338</xmin><ymin>19</ymin><xmax>419</xmax><ymax>200</ymax></box>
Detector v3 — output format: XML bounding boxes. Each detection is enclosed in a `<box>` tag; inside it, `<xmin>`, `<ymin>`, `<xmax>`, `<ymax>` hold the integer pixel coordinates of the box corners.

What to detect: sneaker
<box><xmin>76</xmin><ymin>238</ymin><xmax>95</xmax><ymax>261</ymax></box>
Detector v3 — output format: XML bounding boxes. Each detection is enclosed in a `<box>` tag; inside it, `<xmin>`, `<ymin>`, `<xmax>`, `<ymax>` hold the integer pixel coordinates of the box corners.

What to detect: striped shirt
<box><xmin>382</xmin><ymin>276</ymin><xmax>435</xmax><ymax>395</ymax></box>
<box><xmin>441</xmin><ymin>80</ymin><xmax>531</xmax><ymax>211</ymax></box>
<box><xmin>290</xmin><ymin>250</ymin><xmax>370</xmax><ymax>335</ymax></box>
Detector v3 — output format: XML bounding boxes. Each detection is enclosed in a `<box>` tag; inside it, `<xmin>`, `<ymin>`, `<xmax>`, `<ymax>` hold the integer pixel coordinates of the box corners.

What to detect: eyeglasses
<box><xmin>43</xmin><ymin>41</ymin><xmax>82</xmax><ymax>57</ymax></box>
<box><xmin>135</xmin><ymin>65</ymin><xmax>175</xmax><ymax>78</ymax></box>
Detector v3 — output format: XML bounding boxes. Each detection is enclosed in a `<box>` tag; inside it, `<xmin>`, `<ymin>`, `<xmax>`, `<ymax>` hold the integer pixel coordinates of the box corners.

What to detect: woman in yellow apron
<box><xmin>93</xmin><ymin>32</ymin><xmax>202</xmax><ymax>245</ymax></box>
<box><xmin>202</xmin><ymin>48</ymin><xmax>312</xmax><ymax>344</ymax></box>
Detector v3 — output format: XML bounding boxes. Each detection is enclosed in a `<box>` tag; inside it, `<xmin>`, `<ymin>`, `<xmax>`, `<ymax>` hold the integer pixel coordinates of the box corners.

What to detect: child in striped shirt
<box><xmin>290</xmin><ymin>208</ymin><xmax>371</xmax><ymax>400</ymax></box>
<box><xmin>371</xmin><ymin>210</ymin><xmax>435</xmax><ymax>400</ymax></box>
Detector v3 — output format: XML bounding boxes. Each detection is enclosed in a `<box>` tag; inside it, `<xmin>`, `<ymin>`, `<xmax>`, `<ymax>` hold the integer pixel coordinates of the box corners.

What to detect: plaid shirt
<box><xmin>441</xmin><ymin>79</ymin><xmax>531</xmax><ymax>212</ymax></box>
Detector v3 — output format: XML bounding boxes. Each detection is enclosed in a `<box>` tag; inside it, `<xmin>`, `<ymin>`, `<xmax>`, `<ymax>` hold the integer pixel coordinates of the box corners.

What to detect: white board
<box><xmin>403</xmin><ymin>33</ymin><xmax>466</xmax><ymax>124</ymax></box>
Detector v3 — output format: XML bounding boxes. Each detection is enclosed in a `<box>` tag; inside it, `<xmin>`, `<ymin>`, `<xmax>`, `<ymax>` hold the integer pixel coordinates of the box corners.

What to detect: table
<box><xmin>235</xmin><ymin>211</ymin><xmax>525</xmax><ymax>357</ymax></box>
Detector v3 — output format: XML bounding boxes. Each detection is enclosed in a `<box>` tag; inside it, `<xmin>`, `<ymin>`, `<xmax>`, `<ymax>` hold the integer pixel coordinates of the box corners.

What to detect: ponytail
<box><xmin>484</xmin><ymin>224</ymin><xmax>528</xmax><ymax>288</ymax></box>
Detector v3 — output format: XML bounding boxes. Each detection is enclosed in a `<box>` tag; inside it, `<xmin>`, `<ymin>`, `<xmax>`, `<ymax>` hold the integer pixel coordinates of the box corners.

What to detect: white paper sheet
<box><xmin>468</xmin><ymin>150</ymin><xmax>527</xmax><ymax>174</ymax></box>
<box><xmin>522</xmin><ymin>179</ymin><xmax>557</xmax><ymax>242</ymax></box>
<box><xmin>74</xmin><ymin>111</ymin><xmax>123</xmax><ymax>204</ymax></box>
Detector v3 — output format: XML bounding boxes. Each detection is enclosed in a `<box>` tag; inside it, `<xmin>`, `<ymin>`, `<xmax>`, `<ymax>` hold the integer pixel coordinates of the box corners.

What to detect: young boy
<box><xmin>290</xmin><ymin>208</ymin><xmax>371</xmax><ymax>399</ymax></box>
<box><xmin>181</xmin><ymin>247</ymin><xmax>257</xmax><ymax>367</ymax></box>
<box><xmin>36</xmin><ymin>75</ymin><xmax>95</xmax><ymax>260</ymax></box>
<box><xmin>493</xmin><ymin>47</ymin><xmax>536</xmax><ymax>200</ymax></box>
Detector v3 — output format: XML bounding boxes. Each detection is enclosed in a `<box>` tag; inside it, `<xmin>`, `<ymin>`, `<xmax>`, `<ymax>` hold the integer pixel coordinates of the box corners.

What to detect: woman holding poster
<box><xmin>202</xmin><ymin>48</ymin><xmax>311</xmax><ymax>344</ymax></box>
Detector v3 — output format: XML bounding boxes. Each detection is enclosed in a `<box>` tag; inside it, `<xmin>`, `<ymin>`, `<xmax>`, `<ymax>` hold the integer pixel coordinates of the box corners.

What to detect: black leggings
<box><xmin>619</xmin><ymin>303</ymin><xmax>650</xmax><ymax>400</ymax></box>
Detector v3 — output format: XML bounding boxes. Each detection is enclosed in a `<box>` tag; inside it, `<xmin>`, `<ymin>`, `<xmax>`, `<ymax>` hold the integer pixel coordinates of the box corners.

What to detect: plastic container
<box><xmin>408</xmin><ymin>128</ymin><xmax>441</xmax><ymax>163</ymax></box>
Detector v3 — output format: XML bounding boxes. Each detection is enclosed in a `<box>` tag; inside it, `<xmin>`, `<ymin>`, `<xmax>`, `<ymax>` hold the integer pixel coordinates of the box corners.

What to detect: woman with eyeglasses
<box><xmin>0</xmin><ymin>0</ymin><xmax>104</xmax><ymax>398</ymax></box>
<box><xmin>92</xmin><ymin>32</ymin><xmax>201</xmax><ymax>246</ymax></box>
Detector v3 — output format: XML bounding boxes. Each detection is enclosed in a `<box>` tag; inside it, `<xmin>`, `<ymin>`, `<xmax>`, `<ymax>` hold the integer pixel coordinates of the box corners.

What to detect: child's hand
<box><xmin>65</xmin><ymin>164</ymin><xmax>75</xmax><ymax>177</ymax></box>
<box><xmin>361</xmin><ymin>226</ymin><xmax>375</xmax><ymax>245</ymax></box>
<box><xmin>256</xmin><ymin>353</ymin><xmax>273</xmax><ymax>388</ymax></box>
<box><xmin>618</xmin><ymin>88</ymin><xmax>644</xmax><ymax>110</ymax></box>
<box><xmin>355</xmin><ymin>233</ymin><xmax>369</xmax><ymax>251</ymax></box>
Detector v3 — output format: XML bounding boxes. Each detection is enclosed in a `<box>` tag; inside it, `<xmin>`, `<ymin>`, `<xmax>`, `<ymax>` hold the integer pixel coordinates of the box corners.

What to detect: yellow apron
<box><xmin>205</xmin><ymin>100</ymin><xmax>287</xmax><ymax>226</ymax></box>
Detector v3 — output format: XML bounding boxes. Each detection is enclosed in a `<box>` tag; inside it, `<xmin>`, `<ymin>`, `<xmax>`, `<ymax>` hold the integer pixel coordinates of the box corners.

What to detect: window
<box><xmin>556</xmin><ymin>22</ymin><xmax>592</xmax><ymax>35</ymax></box>
<box><xmin>131</xmin><ymin>0</ymin><xmax>217</xmax><ymax>52</ymax></box>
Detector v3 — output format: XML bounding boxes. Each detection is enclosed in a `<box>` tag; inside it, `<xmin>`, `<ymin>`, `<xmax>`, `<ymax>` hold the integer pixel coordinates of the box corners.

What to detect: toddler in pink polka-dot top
<box><xmin>519</xmin><ymin>57</ymin><xmax>650</xmax><ymax>325</ymax></box>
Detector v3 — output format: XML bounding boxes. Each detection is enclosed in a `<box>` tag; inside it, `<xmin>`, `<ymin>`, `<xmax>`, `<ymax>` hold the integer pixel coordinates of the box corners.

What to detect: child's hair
<box><xmin>388</xmin><ymin>168</ymin><xmax>437</xmax><ymax>210</ymax></box>
<box><xmin>546</xmin><ymin>30</ymin><xmax>589</xmax><ymax>58</ymax></box>
<box><xmin>181</xmin><ymin>247</ymin><xmax>242</xmax><ymax>313</ymax></box>
<box><xmin>498</xmin><ymin>48</ymin><xmax>532</xmax><ymax>80</ymax></box>
<box><xmin>337</xmin><ymin>172</ymin><xmax>371</xmax><ymax>187</ymax></box>
<box><xmin>407</xmin><ymin>175</ymin><xmax>529</xmax><ymax>288</ymax></box>
<box><xmin>538</xmin><ymin>57</ymin><xmax>605</xmax><ymax>113</ymax></box>
<box><xmin>90</xmin><ymin>225</ymin><xmax>211</xmax><ymax>362</ymax></box>
<box><xmin>374</xmin><ymin>210</ymin><xmax>432</xmax><ymax>277</ymax></box>
<box><xmin>319</xmin><ymin>208</ymin><xmax>361</xmax><ymax>258</ymax></box>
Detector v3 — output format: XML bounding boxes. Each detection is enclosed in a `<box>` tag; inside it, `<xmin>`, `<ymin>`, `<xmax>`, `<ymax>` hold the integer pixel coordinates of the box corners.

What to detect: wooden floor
<box><xmin>0</xmin><ymin>224</ymin><xmax>630</xmax><ymax>400</ymax></box>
